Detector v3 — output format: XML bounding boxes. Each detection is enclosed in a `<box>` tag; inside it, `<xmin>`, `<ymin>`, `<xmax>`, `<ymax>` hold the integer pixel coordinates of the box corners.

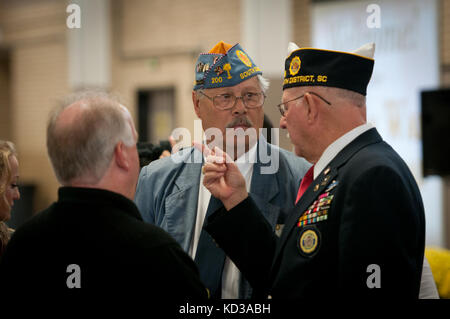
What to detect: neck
<box><xmin>66</xmin><ymin>171</ymin><xmax>134</xmax><ymax>201</ymax></box>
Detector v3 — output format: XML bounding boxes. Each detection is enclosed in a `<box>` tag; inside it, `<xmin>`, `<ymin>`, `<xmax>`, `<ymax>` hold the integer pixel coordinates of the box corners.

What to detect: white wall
<box><xmin>241</xmin><ymin>0</ymin><xmax>292</xmax><ymax>78</ymax></box>
<box><xmin>67</xmin><ymin>0</ymin><xmax>111</xmax><ymax>89</ymax></box>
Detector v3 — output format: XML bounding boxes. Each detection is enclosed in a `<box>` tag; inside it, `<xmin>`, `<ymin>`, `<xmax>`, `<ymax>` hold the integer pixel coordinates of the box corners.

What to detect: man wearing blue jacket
<box><xmin>135</xmin><ymin>41</ymin><xmax>310</xmax><ymax>299</ymax></box>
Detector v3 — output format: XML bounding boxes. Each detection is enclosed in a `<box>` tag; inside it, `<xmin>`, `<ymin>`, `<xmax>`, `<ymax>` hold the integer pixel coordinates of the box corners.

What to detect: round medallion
<box><xmin>298</xmin><ymin>227</ymin><xmax>320</xmax><ymax>257</ymax></box>
<box><xmin>289</xmin><ymin>56</ymin><xmax>301</xmax><ymax>76</ymax></box>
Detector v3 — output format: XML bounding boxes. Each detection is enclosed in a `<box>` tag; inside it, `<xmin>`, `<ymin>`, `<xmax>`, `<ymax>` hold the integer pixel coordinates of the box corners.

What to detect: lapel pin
<box><xmin>321</xmin><ymin>175</ymin><xmax>330</xmax><ymax>186</ymax></box>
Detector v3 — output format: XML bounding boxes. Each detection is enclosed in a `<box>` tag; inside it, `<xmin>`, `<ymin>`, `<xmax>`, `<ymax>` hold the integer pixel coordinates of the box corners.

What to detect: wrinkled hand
<box><xmin>193</xmin><ymin>142</ymin><xmax>248</xmax><ymax>210</ymax></box>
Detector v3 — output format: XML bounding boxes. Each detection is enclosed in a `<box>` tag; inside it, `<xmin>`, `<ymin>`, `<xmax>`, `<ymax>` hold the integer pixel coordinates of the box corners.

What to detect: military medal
<box><xmin>298</xmin><ymin>226</ymin><xmax>321</xmax><ymax>257</ymax></box>
<box><xmin>325</xmin><ymin>180</ymin><xmax>339</xmax><ymax>192</ymax></box>
<box><xmin>321</xmin><ymin>175</ymin><xmax>330</xmax><ymax>186</ymax></box>
<box><xmin>297</xmin><ymin>194</ymin><xmax>334</xmax><ymax>227</ymax></box>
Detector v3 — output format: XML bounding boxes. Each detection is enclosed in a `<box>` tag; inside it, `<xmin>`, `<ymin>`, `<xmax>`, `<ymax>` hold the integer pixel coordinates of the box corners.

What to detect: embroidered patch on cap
<box><xmin>193</xmin><ymin>41</ymin><xmax>262</xmax><ymax>90</ymax></box>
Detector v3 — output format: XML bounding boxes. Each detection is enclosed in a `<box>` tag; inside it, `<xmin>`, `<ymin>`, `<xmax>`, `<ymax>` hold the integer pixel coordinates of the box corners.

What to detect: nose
<box><xmin>279</xmin><ymin>115</ymin><xmax>287</xmax><ymax>129</ymax></box>
<box><xmin>232</xmin><ymin>97</ymin><xmax>247</xmax><ymax>115</ymax></box>
<box><xmin>14</xmin><ymin>187</ymin><xmax>20</xmax><ymax>201</ymax></box>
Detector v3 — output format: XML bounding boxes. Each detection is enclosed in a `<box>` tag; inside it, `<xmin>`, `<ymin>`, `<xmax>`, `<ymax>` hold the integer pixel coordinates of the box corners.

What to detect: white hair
<box><xmin>257</xmin><ymin>75</ymin><xmax>270</xmax><ymax>93</ymax></box>
<box><xmin>314</xmin><ymin>86</ymin><xmax>366</xmax><ymax>108</ymax></box>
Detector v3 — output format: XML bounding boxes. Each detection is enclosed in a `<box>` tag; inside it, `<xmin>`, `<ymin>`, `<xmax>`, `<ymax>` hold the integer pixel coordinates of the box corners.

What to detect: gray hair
<box><xmin>257</xmin><ymin>75</ymin><xmax>270</xmax><ymax>93</ymax></box>
<box><xmin>318</xmin><ymin>86</ymin><xmax>366</xmax><ymax>107</ymax></box>
<box><xmin>47</xmin><ymin>91</ymin><xmax>135</xmax><ymax>185</ymax></box>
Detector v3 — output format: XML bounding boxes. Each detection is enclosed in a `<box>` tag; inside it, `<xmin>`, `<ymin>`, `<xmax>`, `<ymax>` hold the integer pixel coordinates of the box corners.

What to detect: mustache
<box><xmin>226</xmin><ymin>117</ymin><xmax>254</xmax><ymax>128</ymax></box>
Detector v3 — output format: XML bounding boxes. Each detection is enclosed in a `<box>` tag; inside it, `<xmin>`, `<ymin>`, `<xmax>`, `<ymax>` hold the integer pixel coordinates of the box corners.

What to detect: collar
<box><xmin>314</xmin><ymin>122</ymin><xmax>373</xmax><ymax>179</ymax></box>
<box><xmin>57</xmin><ymin>186</ymin><xmax>142</xmax><ymax>220</ymax></box>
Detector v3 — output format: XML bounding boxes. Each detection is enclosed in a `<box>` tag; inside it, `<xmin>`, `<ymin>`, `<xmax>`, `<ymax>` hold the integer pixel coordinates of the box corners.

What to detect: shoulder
<box><xmin>338</xmin><ymin>143</ymin><xmax>423</xmax><ymax>211</ymax></box>
<box><xmin>343</xmin><ymin>141</ymin><xmax>413</xmax><ymax>183</ymax></box>
<box><xmin>3</xmin><ymin>205</ymin><xmax>55</xmax><ymax>254</ymax></box>
<box><xmin>119</xmin><ymin>214</ymin><xmax>183</xmax><ymax>250</ymax></box>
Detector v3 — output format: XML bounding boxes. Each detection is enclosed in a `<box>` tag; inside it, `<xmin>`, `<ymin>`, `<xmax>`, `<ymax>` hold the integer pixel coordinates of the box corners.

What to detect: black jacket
<box><xmin>205</xmin><ymin>128</ymin><xmax>425</xmax><ymax>299</ymax></box>
<box><xmin>0</xmin><ymin>187</ymin><xmax>207</xmax><ymax>301</ymax></box>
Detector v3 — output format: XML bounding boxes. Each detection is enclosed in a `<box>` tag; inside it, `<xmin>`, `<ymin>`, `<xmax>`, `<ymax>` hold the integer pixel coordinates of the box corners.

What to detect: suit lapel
<box><xmin>272</xmin><ymin>128</ymin><xmax>383</xmax><ymax>267</ymax></box>
<box><xmin>250</xmin><ymin>138</ymin><xmax>279</xmax><ymax>222</ymax></box>
<box><xmin>164</xmin><ymin>148</ymin><xmax>203</xmax><ymax>251</ymax></box>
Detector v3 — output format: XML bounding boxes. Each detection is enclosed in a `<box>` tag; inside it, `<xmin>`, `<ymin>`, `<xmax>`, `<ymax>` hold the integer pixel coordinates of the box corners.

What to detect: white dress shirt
<box><xmin>313</xmin><ymin>123</ymin><xmax>373</xmax><ymax>179</ymax></box>
<box><xmin>189</xmin><ymin>142</ymin><xmax>257</xmax><ymax>299</ymax></box>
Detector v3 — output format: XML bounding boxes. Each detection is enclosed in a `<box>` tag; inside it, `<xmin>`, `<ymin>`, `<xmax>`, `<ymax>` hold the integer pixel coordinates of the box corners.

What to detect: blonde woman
<box><xmin>0</xmin><ymin>140</ymin><xmax>20</xmax><ymax>257</ymax></box>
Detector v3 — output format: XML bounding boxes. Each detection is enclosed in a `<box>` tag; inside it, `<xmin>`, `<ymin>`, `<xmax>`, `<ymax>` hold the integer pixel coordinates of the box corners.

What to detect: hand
<box><xmin>193</xmin><ymin>142</ymin><xmax>248</xmax><ymax>210</ymax></box>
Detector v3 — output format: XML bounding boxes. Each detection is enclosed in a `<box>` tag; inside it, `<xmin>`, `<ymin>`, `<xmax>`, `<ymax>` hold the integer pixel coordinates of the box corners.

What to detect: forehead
<box><xmin>204</xmin><ymin>76</ymin><xmax>260</xmax><ymax>95</ymax></box>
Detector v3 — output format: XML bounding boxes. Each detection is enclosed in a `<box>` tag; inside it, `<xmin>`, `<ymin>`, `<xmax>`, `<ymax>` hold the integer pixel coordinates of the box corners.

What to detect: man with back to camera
<box><xmin>135</xmin><ymin>41</ymin><xmax>310</xmax><ymax>299</ymax></box>
<box><xmin>200</xmin><ymin>43</ymin><xmax>427</xmax><ymax>298</ymax></box>
<box><xmin>0</xmin><ymin>91</ymin><xmax>208</xmax><ymax>300</ymax></box>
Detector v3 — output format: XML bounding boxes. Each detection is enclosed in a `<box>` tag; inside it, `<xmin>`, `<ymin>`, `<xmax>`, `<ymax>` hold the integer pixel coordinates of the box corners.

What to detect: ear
<box><xmin>192</xmin><ymin>91</ymin><xmax>201</xmax><ymax>118</ymax></box>
<box><xmin>114</xmin><ymin>142</ymin><xmax>130</xmax><ymax>170</ymax></box>
<box><xmin>303</xmin><ymin>92</ymin><xmax>319</xmax><ymax>124</ymax></box>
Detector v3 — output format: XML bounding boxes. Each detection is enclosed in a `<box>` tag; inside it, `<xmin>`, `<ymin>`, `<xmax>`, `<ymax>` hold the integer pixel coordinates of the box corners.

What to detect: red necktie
<box><xmin>295</xmin><ymin>165</ymin><xmax>315</xmax><ymax>204</ymax></box>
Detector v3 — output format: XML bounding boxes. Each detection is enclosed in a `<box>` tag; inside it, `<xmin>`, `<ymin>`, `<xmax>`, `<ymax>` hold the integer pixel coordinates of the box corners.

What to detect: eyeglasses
<box><xmin>198</xmin><ymin>91</ymin><xmax>266</xmax><ymax>110</ymax></box>
<box><xmin>277</xmin><ymin>91</ymin><xmax>331</xmax><ymax>116</ymax></box>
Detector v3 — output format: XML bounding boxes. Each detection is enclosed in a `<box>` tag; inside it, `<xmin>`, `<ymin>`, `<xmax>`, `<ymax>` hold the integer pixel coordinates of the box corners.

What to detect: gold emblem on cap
<box><xmin>236</xmin><ymin>50</ymin><xmax>252</xmax><ymax>67</ymax></box>
<box><xmin>314</xmin><ymin>184</ymin><xmax>319</xmax><ymax>192</ymax></box>
<box><xmin>223</xmin><ymin>63</ymin><xmax>232</xmax><ymax>79</ymax></box>
<box><xmin>289</xmin><ymin>56</ymin><xmax>301</xmax><ymax>76</ymax></box>
<box><xmin>299</xmin><ymin>229</ymin><xmax>319</xmax><ymax>254</ymax></box>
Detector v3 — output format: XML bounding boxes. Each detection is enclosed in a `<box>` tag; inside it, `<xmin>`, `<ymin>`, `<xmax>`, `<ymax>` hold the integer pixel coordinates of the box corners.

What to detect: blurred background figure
<box><xmin>0</xmin><ymin>140</ymin><xmax>20</xmax><ymax>258</ymax></box>
<box><xmin>137</xmin><ymin>140</ymin><xmax>173</xmax><ymax>168</ymax></box>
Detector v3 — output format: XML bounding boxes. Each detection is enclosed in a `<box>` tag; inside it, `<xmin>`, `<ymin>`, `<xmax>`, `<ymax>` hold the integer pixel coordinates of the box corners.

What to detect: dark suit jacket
<box><xmin>205</xmin><ymin>128</ymin><xmax>425</xmax><ymax>298</ymax></box>
<box><xmin>0</xmin><ymin>187</ymin><xmax>207</xmax><ymax>301</ymax></box>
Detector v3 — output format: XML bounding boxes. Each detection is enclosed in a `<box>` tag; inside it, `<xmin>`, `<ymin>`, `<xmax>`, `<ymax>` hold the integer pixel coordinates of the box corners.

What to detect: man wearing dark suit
<box><xmin>200</xmin><ymin>43</ymin><xmax>426</xmax><ymax>298</ymax></box>
<box><xmin>0</xmin><ymin>91</ymin><xmax>207</xmax><ymax>300</ymax></box>
<box><xmin>135</xmin><ymin>41</ymin><xmax>310</xmax><ymax>299</ymax></box>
